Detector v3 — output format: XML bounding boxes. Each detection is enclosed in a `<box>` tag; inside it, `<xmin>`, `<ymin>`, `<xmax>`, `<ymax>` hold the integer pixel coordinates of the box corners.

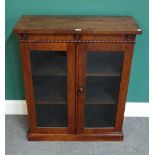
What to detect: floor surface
<box><xmin>5</xmin><ymin>116</ymin><xmax>149</xmax><ymax>155</ymax></box>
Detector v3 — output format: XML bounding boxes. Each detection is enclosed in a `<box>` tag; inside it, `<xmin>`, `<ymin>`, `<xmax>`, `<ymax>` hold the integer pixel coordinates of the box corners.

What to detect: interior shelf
<box><xmin>32</xmin><ymin>76</ymin><xmax>67</xmax><ymax>104</ymax></box>
<box><xmin>86</xmin><ymin>72</ymin><xmax>120</xmax><ymax>77</ymax></box>
<box><xmin>30</xmin><ymin>51</ymin><xmax>123</xmax><ymax>77</ymax></box>
<box><xmin>86</xmin><ymin>51</ymin><xmax>124</xmax><ymax>77</ymax></box>
<box><xmin>84</xmin><ymin>104</ymin><xmax>117</xmax><ymax>127</ymax></box>
<box><xmin>36</xmin><ymin>104</ymin><xmax>67</xmax><ymax>127</ymax></box>
<box><xmin>86</xmin><ymin>77</ymin><xmax>120</xmax><ymax>104</ymax></box>
<box><xmin>87</xmin><ymin>62</ymin><xmax>120</xmax><ymax>77</ymax></box>
<box><xmin>32</xmin><ymin>76</ymin><xmax>120</xmax><ymax>105</ymax></box>
<box><xmin>30</xmin><ymin>51</ymin><xmax>67</xmax><ymax>76</ymax></box>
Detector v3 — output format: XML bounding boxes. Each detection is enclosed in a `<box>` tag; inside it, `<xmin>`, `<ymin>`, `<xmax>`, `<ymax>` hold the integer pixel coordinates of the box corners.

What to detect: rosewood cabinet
<box><xmin>14</xmin><ymin>16</ymin><xmax>142</xmax><ymax>141</ymax></box>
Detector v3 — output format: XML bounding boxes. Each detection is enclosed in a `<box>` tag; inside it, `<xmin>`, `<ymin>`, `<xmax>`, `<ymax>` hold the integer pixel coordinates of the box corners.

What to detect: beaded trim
<box><xmin>20</xmin><ymin>40</ymin><xmax>135</xmax><ymax>43</ymax></box>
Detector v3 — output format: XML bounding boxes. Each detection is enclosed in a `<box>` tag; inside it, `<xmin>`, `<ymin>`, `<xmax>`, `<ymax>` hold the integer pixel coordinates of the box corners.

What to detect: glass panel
<box><xmin>85</xmin><ymin>52</ymin><xmax>124</xmax><ymax>128</ymax></box>
<box><xmin>30</xmin><ymin>51</ymin><xmax>67</xmax><ymax>127</ymax></box>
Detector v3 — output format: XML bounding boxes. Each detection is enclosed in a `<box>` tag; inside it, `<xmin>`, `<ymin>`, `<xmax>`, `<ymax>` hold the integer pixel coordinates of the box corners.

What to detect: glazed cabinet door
<box><xmin>20</xmin><ymin>43</ymin><xmax>76</xmax><ymax>134</ymax></box>
<box><xmin>76</xmin><ymin>43</ymin><xmax>134</xmax><ymax>134</ymax></box>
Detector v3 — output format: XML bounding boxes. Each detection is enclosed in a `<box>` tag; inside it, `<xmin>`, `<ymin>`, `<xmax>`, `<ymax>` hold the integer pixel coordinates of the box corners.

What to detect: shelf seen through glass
<box><xmin>32</xmin><ymin>76</ymin><xmax>119</xmax><ymax>105</ymax></box>
<box><xmin>31</xmin><ymin>51</ymin><xmax>123</xmax><ymax>77</ymax></box>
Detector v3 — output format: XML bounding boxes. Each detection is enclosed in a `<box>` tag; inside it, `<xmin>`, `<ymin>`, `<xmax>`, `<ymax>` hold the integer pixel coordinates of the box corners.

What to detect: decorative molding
<box><xmin>19</xmin><ymin>40</ymin><xmax>136</xmax><ymax>43</ymax></box>
<box><xmin>126</xmin><ymin>34</ymin><xmax>135</xmax><ymax>41</ymax></box>
<box><xmin>5</xmin><ymin>100</ymin><xmax>149</xmax><ymax>117</ymax></box>
<box><xmin>20</xmin><ymin>33</ymin><xmax>29</xmax><ymax>40</ymax></box>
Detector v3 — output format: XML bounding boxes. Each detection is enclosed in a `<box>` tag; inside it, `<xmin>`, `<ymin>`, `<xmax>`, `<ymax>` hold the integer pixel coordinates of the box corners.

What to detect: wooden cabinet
<box><xmin>14</xmin><ymin>16</ymin><xmax>142</xmax><ymax>141</ymax></box>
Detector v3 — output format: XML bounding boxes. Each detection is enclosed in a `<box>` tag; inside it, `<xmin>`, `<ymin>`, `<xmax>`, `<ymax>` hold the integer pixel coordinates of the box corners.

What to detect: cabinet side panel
<box><xmin>115</xmin><ymin>43</ymin><xmax>135</xmax><ymax>130</ymax></box>
<box><xmin>20</xmin><ymin>43</ymin><xmax>36</xmax><ymax>132</ymax></box>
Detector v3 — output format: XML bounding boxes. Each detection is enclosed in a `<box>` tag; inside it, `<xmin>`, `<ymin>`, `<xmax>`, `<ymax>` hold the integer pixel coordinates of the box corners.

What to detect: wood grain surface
<box><xmin>14</xmin><ymin>16</ymin><xmax>142</xmax><ymax>35</ymax></box>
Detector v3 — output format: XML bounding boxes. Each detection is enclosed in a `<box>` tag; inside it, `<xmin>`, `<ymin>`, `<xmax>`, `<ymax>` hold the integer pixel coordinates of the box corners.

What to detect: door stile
<box><xmin>67</xmin><ymin>43</ymin><xmax>76</xmax><ymax>133</ymax></box>
<box><xmin>76</xmin><ymin>44</ymin><xmax>87</xmax><ymax>134</ymax></box>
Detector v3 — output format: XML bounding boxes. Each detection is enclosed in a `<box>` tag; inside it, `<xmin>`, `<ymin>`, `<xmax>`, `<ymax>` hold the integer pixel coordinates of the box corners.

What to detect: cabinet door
<box><xmin>76</xmin><ymin>43</ymin><xmax>134</xmax><ymax>134</ymax></box>
<box><xmin>20</xmin><ymin>43</ymin><xmax>75</xmax><ymax>134</ymax></box>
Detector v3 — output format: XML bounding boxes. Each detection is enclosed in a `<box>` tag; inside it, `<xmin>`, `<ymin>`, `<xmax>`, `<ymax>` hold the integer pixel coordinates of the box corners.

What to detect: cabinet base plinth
<box><xmin>28</xmin><ymin>132</ymin><xmax>124</xmax><ymax>141</ymax></box>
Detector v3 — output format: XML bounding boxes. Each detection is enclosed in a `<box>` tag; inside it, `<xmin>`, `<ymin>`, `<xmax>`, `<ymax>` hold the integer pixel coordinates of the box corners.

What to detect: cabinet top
<box><xmin>13</xmin><ymin>16</ymin><xmax>142</xmax><ymax>35</ymax></box>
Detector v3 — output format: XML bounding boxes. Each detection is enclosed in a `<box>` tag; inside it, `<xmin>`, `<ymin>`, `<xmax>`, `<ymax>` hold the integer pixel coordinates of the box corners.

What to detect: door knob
<box><xmin>78</xmin><ymin>87</ymin><xmax>84</xmax><ymax>95</ymax></box>
<box><xmin>79</xmin><ymin>87</ymin><xmax>83</xmax><ymax>92</ymax></box>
